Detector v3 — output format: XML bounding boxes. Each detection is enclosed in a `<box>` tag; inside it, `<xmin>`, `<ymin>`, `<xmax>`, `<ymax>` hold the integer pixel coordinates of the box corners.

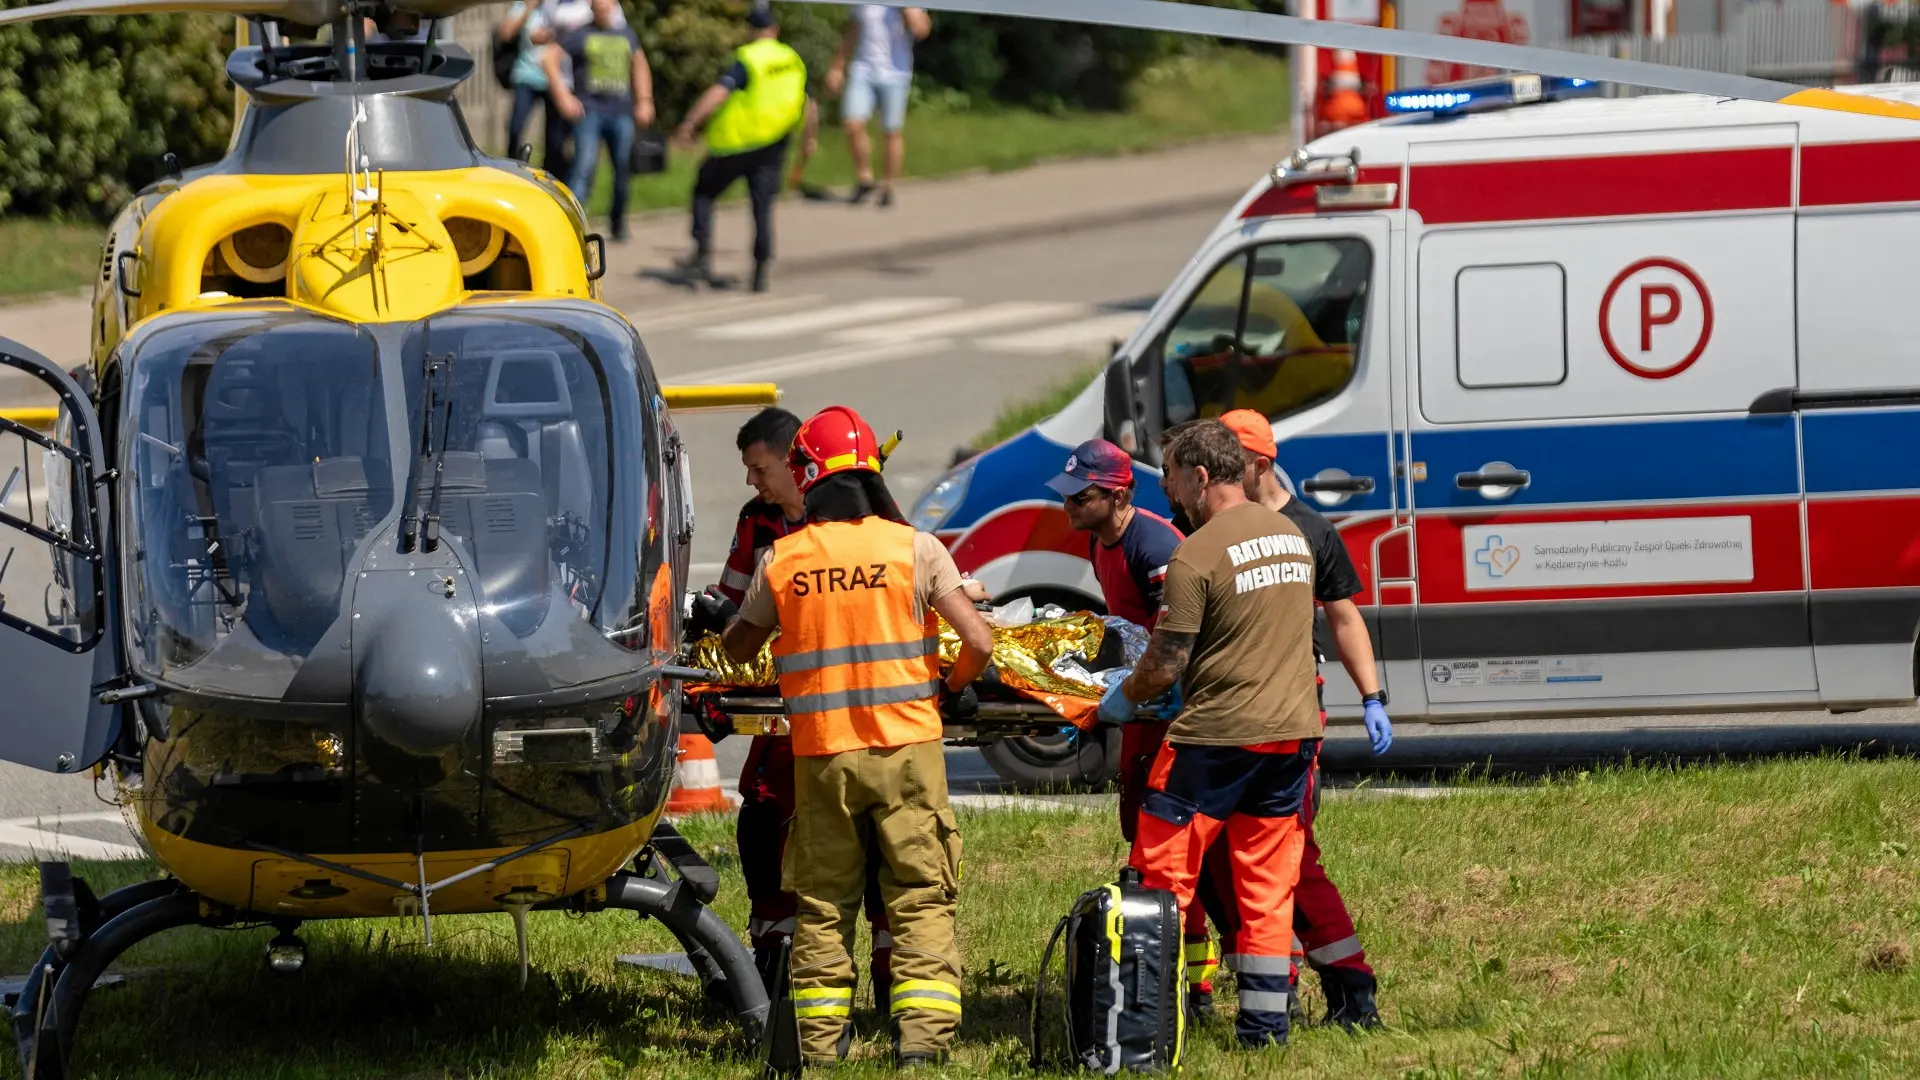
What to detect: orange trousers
<box><xmin>1128</xmin><ymin>738</ymin><xmax>1316</xmax><ymax>1046</ymax></box>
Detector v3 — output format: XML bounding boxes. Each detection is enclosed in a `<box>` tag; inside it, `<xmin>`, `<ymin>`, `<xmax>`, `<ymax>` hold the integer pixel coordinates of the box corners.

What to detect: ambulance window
<box><xmin>1455</xmin><ymin>263</ymin><xmax>1567</xmax><ymax>388</ymax></box>
<box><xmin>1160</xmin><ymin>238</ymin><xmax>1371</xmax><ymax>426</ymax></box>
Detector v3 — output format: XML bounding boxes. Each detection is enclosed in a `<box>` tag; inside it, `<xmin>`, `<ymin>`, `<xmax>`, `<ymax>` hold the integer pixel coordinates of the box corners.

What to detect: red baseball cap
<box><xmin>1219</xmin><ymin>409</ymin><xmax>1277</xmax><ymax>461</ymax></box>
<box><xmin>1045</xmin><ymin>438</ymin><xmax>1134</xmax><ymax>496</ymax></box>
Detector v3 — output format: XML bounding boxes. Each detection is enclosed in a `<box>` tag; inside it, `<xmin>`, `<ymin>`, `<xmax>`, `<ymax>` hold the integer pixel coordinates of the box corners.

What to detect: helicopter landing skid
<box><xmin>11</xmin><ymin>865</ymin><xmax>210</xmax><ymax>1080</ymax></box>
<box><xmin>609</xmin><ymin>824</ymin><xmax>770</xmax><ymax>1043</ymax></box>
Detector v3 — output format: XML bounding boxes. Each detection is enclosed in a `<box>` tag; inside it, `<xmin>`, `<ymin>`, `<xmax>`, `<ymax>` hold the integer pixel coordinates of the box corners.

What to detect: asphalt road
<box><xmin>2</xmin><ymin>204</ymin><xmax>1917</xmax><ymax>860</ymax></box>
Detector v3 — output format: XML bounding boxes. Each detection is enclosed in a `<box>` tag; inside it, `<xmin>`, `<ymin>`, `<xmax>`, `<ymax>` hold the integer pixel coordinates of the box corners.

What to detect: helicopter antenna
<box><xmin>343</xmin><ymin>100</ymin><xmax>377</xmax><ymax>210</ymax></box>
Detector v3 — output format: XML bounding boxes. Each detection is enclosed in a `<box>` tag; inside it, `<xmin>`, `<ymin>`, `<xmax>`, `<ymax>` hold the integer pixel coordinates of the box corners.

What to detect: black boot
<box><xmin>673</xmin><ymin>249</ymin><xmax>711</xmax><ymax>285</ymax></box>
<box><xmin>752</xmin><ymin>261</ymin><xmax>769</xmax><ymax>293</ymax></box>
<box><xmin>1321</xmin><ymin>969</ymin><xmax>1382</xmax><ymax>1032</ymax></box>
<box><xmin>1186</xmin><ymin>985</ymin><xmax>1216</xmax><ymax>1023</ymax></box>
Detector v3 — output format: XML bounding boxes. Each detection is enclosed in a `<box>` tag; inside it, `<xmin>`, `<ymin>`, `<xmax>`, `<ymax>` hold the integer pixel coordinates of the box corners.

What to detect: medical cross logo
<box><xmin>1473</xmin><ymin>534</ymin><xmax>1522</xmax><ymax>579</ymax></box>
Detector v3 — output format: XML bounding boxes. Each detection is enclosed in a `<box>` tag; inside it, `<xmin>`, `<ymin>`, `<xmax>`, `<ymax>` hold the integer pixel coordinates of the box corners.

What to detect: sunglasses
<box><xmin>1066</xmin><ymin>487</ymin><xmax>1111</xmax><ymax>507</ymax></box>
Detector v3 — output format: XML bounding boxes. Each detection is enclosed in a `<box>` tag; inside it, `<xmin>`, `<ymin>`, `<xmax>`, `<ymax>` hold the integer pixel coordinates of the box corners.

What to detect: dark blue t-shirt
<box><xmin>1089</xmin><ymin>508</ymin><xmax>1183</xmax><ymax>631</ymax></box>
<box><xmin>561</xmin><ymin>24</ymin><xmax>641</xmax><ymax>114</ymax></box>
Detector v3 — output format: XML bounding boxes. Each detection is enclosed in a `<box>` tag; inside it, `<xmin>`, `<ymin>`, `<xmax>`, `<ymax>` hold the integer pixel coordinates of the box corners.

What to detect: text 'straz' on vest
<box><xmin>790</xmin><ymin>564</ymin><xmax>892</xmax><ymax>597</ymax></box>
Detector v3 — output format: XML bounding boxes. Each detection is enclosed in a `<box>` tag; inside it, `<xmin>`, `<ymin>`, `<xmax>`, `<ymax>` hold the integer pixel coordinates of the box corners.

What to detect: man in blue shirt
<box><xmin>543</xmin><ymin>0</ymin><xmax>654</xmax><ymax>242</ymax></box>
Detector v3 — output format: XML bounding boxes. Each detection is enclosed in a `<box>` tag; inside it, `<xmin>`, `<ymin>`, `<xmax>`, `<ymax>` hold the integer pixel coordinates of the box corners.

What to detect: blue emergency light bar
<box><xmin>1384</xmin><ymin>73</ymin><xmax>1600</xmax><ymax>116</ymax></box>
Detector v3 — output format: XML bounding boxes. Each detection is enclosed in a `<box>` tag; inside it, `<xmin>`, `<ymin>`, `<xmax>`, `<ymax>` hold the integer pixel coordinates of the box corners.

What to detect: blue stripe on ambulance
<box><xmin>945</xmin><ymin>409</ymin><xmax>1920</xmax><ymax>535</ymax></box>
<box><xmin>1802</xmin><ymin>408</ymin><xmax>1920</xmax><ymax>495</ymax></box>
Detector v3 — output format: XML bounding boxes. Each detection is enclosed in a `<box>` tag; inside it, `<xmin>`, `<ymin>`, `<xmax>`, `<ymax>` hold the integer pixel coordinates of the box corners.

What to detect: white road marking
<box><xmin>0</xmin><ymin>812</ymin><xmax>145</xmax><ymax>861</ymax></box>
<box><xmin>630</xmin><ymin>293</ymin><xmax>824</xmax><ymax>334</ymax></box>
<box><xmin>682</xmin><ymin>338</ymin><xmax>949</xmax><ymax>385</ymax></box>
<box><xmin>975</xmin><ymin>311</ymin><xmax>1145</xmax><ymax>354</ymax></box>
<box><xmin>824</xmin><ymin>301</ymin><xmax>1087</xmax><ymax>345</ymax></box>
<box><xmin>696</xmin><ymin>297</ymin><xmax>964</xmax><ymax>341</ymax></box>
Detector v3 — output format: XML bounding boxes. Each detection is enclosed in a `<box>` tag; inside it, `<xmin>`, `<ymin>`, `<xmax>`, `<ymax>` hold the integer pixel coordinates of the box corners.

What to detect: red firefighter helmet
<box><xmin>788</xmin><ymin>404</ymin><xmax>883</xmax><ymax>493</ymax></box>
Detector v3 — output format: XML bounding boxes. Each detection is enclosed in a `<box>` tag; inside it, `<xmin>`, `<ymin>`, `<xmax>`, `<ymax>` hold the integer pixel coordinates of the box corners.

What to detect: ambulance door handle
<box><xmin>1456</xmin><ymin>464</ymin><xmax>1530</xmax><ymax>496</ymax></box>
<box><xmin>1301</xmin><ymin>475</ymin><xmax>1374</xmax><ymax>494</ymax></box>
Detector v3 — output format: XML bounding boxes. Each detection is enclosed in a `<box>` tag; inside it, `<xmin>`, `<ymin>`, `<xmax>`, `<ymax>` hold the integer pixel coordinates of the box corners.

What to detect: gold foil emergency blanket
<box><xmin>685</xmin><ymin>613</ymin><xmax>1108</xmax><ymax>701</ymax></box>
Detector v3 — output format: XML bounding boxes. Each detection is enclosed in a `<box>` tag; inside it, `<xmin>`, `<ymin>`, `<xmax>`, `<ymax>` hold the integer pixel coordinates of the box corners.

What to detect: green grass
<box><xmin>12</xmin><ymin>754</ymin><xmax>1920</xmax><ymax>1077</ymax></box>
<box><xmin>0</xmin><ymin>219</ymin><xmax>102</xmax><ymax>300</ymax></box>
<box><xmin>971</xmin><ymin>357</ymin><xmax>1107</xmax><ymax>451</ymax></box>
<box><xmin>584</xmin><ymin>48</ymin><xmax>1292</xmax><ymax>219</ymax></box>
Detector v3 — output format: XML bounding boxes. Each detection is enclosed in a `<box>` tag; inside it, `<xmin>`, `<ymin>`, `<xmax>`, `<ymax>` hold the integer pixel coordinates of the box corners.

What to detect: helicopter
<box><xmin>1</xmin><ymin>0</ymin><xmax>1918</xmax><ymax>1076</ymax></box>
<box><xmin>0</xmin><ymin>0</ymin><xmax>790</xmax><ymax>1074</ymax></box>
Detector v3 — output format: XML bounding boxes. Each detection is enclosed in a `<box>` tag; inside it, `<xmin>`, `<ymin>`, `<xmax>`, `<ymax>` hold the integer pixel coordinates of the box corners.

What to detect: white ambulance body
<box><xmin>917</xmin><ymin>76</ymin><xmax>1920</xmax><ymax>728</ymax></box>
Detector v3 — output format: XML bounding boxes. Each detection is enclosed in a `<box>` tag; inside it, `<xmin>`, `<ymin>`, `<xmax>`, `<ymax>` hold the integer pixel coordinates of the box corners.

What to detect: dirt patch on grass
<box><xmin>1862</xmin><ymin>940</ymin><xmax>1912</xmax><ymax>974</ymax></box>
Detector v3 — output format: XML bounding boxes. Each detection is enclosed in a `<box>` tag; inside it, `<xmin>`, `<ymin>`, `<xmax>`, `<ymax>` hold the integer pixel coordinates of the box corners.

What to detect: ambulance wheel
<box><xmin>980</xmin><ymin>726</ymin><xmax>1119</xmax><ymax>793</ymax></box>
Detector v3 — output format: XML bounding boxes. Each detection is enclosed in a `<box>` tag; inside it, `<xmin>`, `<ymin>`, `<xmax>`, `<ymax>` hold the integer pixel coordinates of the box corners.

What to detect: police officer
<box><xmin>673</xmin><ymin>5</ymin><xmax>820</xmax><ymax>293</ymax></box>
<box><xmin>700</xmin><ymin>404</ymin><xmax>995</xmax><ymax>1068</ymax></box>
<box><xmin>1098</xmin><ymin>418</ymin><xmax>1322</xmax><ymax>1049</ymax></box>
<box><xmin>1219</xmin><ymin>408</ymin><xmax>1388</xmax><ymax>1030</ymax></box>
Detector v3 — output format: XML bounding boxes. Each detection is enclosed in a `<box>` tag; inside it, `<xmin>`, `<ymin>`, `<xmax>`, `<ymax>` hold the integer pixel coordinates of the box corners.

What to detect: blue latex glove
<box><xmin>1144</xmin><ymin>683</ymin><xmax>1183</xmax><ymax>721</ymax></box>
<box><xmin>1363</xmin><ymin>699</ymin><xmax>1393</xmax><ymax>755</ymax></box>
<box><xmin>1098</xmin><ymin>679</ymin><xmax>1137</xmax><ymax>726</ymax></box>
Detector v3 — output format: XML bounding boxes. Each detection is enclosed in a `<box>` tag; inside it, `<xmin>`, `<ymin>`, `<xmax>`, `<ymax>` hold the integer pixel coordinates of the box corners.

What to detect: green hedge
<box><xmin>0</xmin><ymin>0</ymin><xmax>1254</xmax><ymax>221</ymax></box>
<box><xmin>0</xmin><ymin>0</ymin><xmax>233</xmax><ymax>219</ymax></box>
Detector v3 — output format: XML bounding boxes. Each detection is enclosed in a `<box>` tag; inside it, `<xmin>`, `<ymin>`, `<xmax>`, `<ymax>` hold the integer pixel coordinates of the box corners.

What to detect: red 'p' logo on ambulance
<box><xmin>1599</xmin><ymin>257</ymin><xmax>1714</xmax><ymax>380</ymax></box>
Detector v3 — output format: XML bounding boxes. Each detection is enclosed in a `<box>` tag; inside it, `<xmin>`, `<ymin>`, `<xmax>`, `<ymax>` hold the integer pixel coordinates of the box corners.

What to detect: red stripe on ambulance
<box><xmin>1407</xmin><ymin>147</ymin><xmax>1792</xmax><ymax>224</ymax></box>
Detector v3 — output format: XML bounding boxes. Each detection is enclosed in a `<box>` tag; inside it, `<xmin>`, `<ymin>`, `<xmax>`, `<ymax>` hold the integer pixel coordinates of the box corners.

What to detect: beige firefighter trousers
<box><xmin>784</xmin><ymin>738</ymin><xmax>963</xmax><ymax>1062</ymax></box>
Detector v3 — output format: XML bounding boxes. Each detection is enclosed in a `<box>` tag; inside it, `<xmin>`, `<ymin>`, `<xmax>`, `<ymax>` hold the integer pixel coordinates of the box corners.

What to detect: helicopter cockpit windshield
<box><xmin>118</xmin><ymin>303</ymin><xmax>664</xmax><ymax>705</ymax></box>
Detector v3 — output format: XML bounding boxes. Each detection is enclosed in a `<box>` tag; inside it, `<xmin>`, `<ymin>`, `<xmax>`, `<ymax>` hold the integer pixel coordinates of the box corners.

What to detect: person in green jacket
<box><xmin>673</xmin><ymin>5</ymin><xmax>819</xmax><ymax>293</ymax></box>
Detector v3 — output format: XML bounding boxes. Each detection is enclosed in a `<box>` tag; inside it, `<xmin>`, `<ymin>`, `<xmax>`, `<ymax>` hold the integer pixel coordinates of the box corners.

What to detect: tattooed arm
<box><xmin>1120</xmin><ymin>630</ymin><xmax>1196</xmax><ymax>705</ymax></box>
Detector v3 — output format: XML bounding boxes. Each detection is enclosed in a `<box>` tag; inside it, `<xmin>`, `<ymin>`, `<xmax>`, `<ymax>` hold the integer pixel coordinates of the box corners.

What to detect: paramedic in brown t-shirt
<box><xmin>1094</xmin><ymin>417</ymin><xmax>1321</xmax><ymax>1049</ymax></box>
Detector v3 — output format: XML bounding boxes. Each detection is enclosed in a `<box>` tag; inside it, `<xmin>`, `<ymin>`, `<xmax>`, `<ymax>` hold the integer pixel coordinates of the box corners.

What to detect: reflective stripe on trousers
<box><xmin>1308</xmin><ymin>934</ymin><xmax>1363</xmax><ymax>966</ymax></box>
<box><xmin>1238</xmin><ymin>989</ymin><xmax>1293</xmax><ymax>1014</ymax></box>
<box><xmin>794</xmin><ymin>985</ymin><xmax>853</xmax><ymax>1019</ymax></box>
<box><xmin>1224</xmin><ymin>952</ymin><xmax>1292</xmax><ymax>975</ymax></box>
<box><xmin>890</xmin><ymin>978</ymin><xmax>963</xmax><ymax>1016</ymax></box>
<box><xmin>1184</xmin><ymin>937</ymin><xmax>1219</xmax><ymax>985</ymax></box>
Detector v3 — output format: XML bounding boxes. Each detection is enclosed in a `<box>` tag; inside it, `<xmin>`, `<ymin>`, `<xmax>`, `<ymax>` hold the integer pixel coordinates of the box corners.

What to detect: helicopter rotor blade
<box><xmin>789</xmin><ymin>0</ymin><xmax>1920</xmax><ymax>121</ymax></box>
<box><xmin>0</xmin><ymin>0</ymin><xmax>343</xmax><ymax>27</ymax></box>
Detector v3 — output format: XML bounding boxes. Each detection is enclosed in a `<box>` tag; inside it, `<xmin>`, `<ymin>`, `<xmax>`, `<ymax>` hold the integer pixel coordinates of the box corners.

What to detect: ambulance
<box><xmin>910</xmin><ymin>73</ymin><xmax>1920</xmax><ymax>788</ymax></box>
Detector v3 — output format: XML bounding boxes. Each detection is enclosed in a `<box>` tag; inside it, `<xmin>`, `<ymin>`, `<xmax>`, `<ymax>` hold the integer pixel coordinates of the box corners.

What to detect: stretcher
<box><xmin>671</xmin><ymin>609</ymin><xmax>1148</xmax><ymax>745</ymax></box>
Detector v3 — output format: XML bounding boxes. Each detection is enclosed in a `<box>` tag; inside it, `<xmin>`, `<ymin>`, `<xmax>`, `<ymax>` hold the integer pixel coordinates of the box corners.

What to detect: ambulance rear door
<box><xmin>1400</xmin><ymin>122</ymin><xmax>1817</xmax><ymax>715</ymax></box>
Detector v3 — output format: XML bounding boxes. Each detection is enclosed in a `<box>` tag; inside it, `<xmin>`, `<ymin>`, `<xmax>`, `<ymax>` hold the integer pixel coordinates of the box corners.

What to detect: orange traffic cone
<box><xmin>1318</xmin><ymin>49</ymin><xmax>1369</xmax><ymax>136</ymax></box>
<box><xmin>667</xmin><ymin>733</ymin><xmax>733</xmax><ymax>814</ymax></box>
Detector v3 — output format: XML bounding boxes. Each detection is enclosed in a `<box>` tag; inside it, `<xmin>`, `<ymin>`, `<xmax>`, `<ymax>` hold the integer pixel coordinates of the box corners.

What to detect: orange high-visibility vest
<box><xmin>768</xmin><ymin>516</ymin><xmax>943</xmax><ymax>756</ymax></box>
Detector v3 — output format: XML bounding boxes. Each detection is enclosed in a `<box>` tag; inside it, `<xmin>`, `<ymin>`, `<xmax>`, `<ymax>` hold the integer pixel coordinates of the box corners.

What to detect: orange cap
<box><xmin>1219</xmin><ymin>409</ymin><xmax>1276</xmax><ymax>461</ymax></box>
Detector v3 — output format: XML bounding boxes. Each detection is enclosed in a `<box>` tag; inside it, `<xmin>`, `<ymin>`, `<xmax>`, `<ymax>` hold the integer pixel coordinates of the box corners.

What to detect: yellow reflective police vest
<box><xmin>705</xmin><ymin>37</ymin><xmax>808</xmax><ymax>156</ymax></box>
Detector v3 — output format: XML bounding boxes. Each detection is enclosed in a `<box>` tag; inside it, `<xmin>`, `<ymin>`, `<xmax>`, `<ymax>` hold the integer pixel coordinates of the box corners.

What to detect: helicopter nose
<box><xmin>355</xmin><ymin>596</ymin><xmax>483</xmax><ymax>755</ymax></box>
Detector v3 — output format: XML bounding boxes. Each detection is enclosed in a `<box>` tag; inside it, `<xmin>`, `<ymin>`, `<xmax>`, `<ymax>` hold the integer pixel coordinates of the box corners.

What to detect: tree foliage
<box><xmin>0</xmin><ymin>0</ymin><xmax>233</xmax><ymax>219</ymax></box>
<box><xmin>0</xmin><ymin>0</ymin><xmax>1256</xmax><ymax>220</ymax></box>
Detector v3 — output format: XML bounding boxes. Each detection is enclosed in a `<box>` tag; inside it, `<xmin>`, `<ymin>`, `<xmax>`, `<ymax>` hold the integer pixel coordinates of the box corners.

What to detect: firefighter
<box><xmin>1098</xmin><ymin>417</ymin><xmax>1321</xmax><ymax>1049</ymax></box>
<box><xmin>1045</xmin><ymin>437</ymin><xmax>1229</xmax><ymax>1016</ymax></box>
<box><xmin>1218</xmin><ymin>408</ymin><xmax>1388</xmax><ymax>1030</ymax></box>
<box><xmin>702</xmin><ymin>406</ymin><xmax>896</xmax><ymax>999</ymax></box>
<box><xmin>698</xmin><ymin>404</ymin><xmax>996</xmax><ymax>1068</ymax></box>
